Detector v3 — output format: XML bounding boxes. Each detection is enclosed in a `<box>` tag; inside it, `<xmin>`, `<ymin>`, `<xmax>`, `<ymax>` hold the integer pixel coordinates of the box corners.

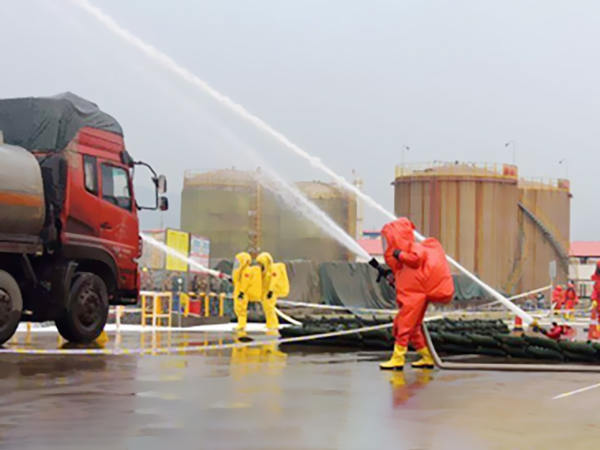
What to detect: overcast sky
<box><xmin>1</xmin><ymin>0</ymin><xmax>598</xmax><ymax>240</ymax></box>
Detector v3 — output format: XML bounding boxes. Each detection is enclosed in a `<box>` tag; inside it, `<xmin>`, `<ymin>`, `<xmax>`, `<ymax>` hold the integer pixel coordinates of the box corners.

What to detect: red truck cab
<box><xmin>60</xmin><ymin>127</ymin><xmax>141</xmax><ymax>303</ymax></box>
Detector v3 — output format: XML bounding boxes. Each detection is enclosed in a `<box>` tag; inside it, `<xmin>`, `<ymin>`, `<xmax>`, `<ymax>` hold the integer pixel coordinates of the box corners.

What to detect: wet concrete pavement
<box><xmin>1</xmin><ymin>330</ymin><xmax>599</xmax><ymax>449</ymax></box>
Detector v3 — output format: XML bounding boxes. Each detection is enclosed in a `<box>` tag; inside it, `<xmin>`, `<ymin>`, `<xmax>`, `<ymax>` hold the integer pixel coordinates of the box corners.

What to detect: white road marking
<box><xmin>553</xmin><ymin>382</ymin><xmax>600</xmax><ymax>400</ymax></box>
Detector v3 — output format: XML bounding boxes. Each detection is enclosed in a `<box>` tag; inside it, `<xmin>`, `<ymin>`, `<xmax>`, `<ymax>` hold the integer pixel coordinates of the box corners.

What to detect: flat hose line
<box><xmin>422</xmin><ymin>326</ymin><xmax>600</xmax><ymax>373</ymax></box>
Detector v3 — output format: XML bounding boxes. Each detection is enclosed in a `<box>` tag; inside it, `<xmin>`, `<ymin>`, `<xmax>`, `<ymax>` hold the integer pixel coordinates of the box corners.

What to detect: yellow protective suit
<box><xmin>232</xmin><ymin>252</ymin><xmax>262</xmax><ymax>332</ymax></box>
<box><xmin>256</xmin><ymin>252</ymin><xmax>290</xmax><ymax>332</ymax></box>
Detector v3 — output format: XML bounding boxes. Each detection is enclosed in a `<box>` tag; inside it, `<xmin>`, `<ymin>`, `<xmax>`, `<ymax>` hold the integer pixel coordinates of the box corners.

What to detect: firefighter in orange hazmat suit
<box><xmin>379</xmin><ymin>217</ymin><xmax>454</xmax><ymax>371</ymax></box>
<box><xmin>551</xmin><ymin>285</ymin><xmax>565</xmax><ymax>314</ymax></box>
<box><xmin>564</xmin><ymin>281</ymin><xmax>578</xmax><ymax>320</ymax></box>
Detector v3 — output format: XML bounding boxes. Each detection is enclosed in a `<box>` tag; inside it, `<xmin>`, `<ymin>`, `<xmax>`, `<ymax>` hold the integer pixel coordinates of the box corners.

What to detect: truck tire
<box><xmin>55</xmin><ymin>272</ymin><xmax>108</xmax><ymax>343</ymax></box>
<box><xmin>0</xmin><ymin>270</ymin><xmax>23</xmax><ymax>346</ymax></box>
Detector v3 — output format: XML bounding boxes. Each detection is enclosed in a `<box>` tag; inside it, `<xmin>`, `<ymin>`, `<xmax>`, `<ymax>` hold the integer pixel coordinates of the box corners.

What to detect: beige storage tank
<box><xmin>393</xmin><ymin>162</ymin><xmax>519</xmax><ymax>292</ymax></box>
<box><xmin>181</xmin><ymin>170</ymin><xmax>358</xmax><ymax>264</ymax></box>
<box><xmin>0</xmin><ymin>138</ymin><xmax>45</xmax><ymax>236</ymax></box>
<box><xmin>181</xmin><ymin>169</ymin><xmax>257</xmax><ymax>263</ymax></box>
<box><xmin>278</xmin><ymin>181</ymin><xmax>357</xmax><ymax>262</ymax></box>
<box><xmin>516</xmin><ymin>179</ymin><xmax>571</xmax><ymax>292</ymax></box>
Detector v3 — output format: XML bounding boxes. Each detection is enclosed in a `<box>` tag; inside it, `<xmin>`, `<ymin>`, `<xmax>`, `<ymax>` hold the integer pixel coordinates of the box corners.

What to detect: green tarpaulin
<box><xmin>319</xmin><ymin>262</ymin><xmax>396</xmax><ymax>309</ymax></box>
<box><xmin>284</xmin><ymin>260</ymin><xmax>321</xmax><ymax>303</ymax></box>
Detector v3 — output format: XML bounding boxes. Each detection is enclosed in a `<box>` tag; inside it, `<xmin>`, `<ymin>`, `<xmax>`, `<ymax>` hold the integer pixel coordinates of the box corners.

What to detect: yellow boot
<box><xmin>380</xmin><ymin>344</ymin><xmax>407</xmax><ymax>370</ymax></box>
<box><xmin>412</xmin><ymin>347</ymin><xmax>435</xmax><ymax>369</ymax></box>
<box><xmin>95</xmin><ymin>330</ymin><xmax>108</xmax><ymax>348</ymax></box>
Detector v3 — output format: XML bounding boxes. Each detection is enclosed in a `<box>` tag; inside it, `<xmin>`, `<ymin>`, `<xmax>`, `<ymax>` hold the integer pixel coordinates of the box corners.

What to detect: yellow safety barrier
<box><xmin>140</xmin><ymin>291</ymin><xmax>173</xmax><ymax>328</ymax></box>
<box><xmin>179</xmin><ymin>293</ymin><xmax>191</xmax><ymax>317</ymax></box>
<box><xmin>219</xmin><ymin>293</ymin><xmax>226</xmax><ymax>317</ymax></box>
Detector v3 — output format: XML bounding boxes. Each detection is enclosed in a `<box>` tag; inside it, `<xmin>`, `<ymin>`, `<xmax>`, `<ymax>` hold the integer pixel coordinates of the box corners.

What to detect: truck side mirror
<box><xmin>157</xmin><ymin>175</ymin><xmax>167</xmax><ymax>194</ymax></box>
<box><xmin>159</xmin><ymin>196</ymin><xmax>169</xmax><ymax>211</ymax></box>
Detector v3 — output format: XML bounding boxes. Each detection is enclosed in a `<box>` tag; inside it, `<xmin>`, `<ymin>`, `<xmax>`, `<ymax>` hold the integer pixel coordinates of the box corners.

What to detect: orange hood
<box><xmin>381</xmin><ymin>217</ymin><xmax>416</xmax><ymax>253</ymax></box>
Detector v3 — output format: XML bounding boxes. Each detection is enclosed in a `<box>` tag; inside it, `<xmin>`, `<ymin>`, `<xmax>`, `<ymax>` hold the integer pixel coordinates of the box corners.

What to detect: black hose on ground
<box><xmin>423</xmin><ymin>325</ymin><xmax>600</xmax><ymax>373</ymax></box>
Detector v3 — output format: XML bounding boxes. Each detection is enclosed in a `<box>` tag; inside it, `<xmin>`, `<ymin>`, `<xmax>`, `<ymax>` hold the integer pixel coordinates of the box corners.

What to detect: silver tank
<box><xmin>0</xmin><ymin>133</ymin><xmax>45</xmax><ymax>235</ymax></box>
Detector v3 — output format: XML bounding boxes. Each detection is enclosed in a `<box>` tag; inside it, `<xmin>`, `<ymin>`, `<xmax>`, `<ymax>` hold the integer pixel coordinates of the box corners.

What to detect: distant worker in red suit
<box><xmin>564</xmin><ymin>281</ymin><xmax>579</xmax><ymax>320</ymax></box>
<box><xmin>551</xmin><ymin>285</ymin><xmax>565</xmax><ymax>314</ymax></box>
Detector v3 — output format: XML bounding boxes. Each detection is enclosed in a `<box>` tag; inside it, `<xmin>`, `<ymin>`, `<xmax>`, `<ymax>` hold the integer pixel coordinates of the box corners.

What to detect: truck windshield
<box><xmin>101</xmin><ymin>164</ymin><xmax>132</xmax><ymax>211</ymax></box>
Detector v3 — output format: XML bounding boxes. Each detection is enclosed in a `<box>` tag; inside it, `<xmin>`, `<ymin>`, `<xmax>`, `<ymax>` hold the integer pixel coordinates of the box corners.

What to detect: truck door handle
<box><xmin>100</xmin><ymin>222</ymin><xmax>113</xmax><ymax>230</ymax></box>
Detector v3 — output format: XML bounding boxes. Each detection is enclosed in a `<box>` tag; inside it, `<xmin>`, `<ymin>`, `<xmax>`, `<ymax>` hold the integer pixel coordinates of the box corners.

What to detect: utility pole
<box><xmin>504</xmin><ymin>140</ymin><xmax>516</xmax><ymax>165</ymax></box>
<box><xmin>401</xmin><ymin>145</ymin><xmax>410</xmax><ymax>175</ymax></box>
<box><xmin>558</xmin><ymin>158</ymin><xmax>569</xmax><ymax>179</ymax></box>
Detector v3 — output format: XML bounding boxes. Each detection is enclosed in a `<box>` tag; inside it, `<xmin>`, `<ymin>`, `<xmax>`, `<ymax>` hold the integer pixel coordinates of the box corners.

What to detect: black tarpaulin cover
<box><xmin>284</xmin><ymin>260</ymin><xmax>321</xmax><ymax>303</ymax></box>
<box><xmin>0</xmin><ymin>92</ymin><xmax>122</xmax><ymax>151</ymax></box>
<box><xmin>319</xmin><ymin>263</ymin><xmax>491</xmax><ymax>309</ymax></box>
<box><xmin>319</xmin><ymin>262</ymin><xmax>397</xmax><ymax>310</ymax></box>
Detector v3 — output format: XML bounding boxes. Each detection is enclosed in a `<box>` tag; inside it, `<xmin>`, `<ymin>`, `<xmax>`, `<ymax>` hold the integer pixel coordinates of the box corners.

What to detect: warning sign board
<box><xmin>165</xmin><ymin>229</ymin><xmax>190</xmax><ymax>272</ymax></box>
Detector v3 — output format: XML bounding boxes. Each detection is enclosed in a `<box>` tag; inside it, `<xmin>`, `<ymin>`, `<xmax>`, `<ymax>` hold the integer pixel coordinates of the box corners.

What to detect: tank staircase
<box><xmin>504</xmin><ymin>229</ymin><xmax>528</xmax><ymax>295</ymax></box>
<box><xmin>517</xmin><ymin>201</ymin><xmax>569</xmax><ymax>273</ymax></box>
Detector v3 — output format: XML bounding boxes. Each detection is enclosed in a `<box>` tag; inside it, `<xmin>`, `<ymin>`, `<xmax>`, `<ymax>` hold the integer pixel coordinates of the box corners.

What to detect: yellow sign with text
<box><xmin>165</xmin><ymin>229</ymin><xmax>190</xmax><ymax>272</ymax></box>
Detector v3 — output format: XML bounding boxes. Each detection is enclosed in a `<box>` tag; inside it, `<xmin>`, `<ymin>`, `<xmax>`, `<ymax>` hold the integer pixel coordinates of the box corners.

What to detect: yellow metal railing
<box><xmin>518</xmin><ymin>177</ymin><xmax>570</xmax><ymax>192</ymax></box>
<box><xmin>179</xmin><ymin>291</ymin><xmax>229</xmax><ymax>318</ymax></box>
<box><xmin>394</xmin><ymin>161</ymin><xmax>518</xmax><ymax>179</ymax></box>
<box><xmin>140</xmin><ymin>291</ymin><xmax>173</xmax><ymax>328</ymax></box>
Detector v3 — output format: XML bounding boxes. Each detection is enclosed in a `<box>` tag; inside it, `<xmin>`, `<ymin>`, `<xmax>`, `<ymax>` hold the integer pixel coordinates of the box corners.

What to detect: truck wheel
<box><xmin>0</xmin><ymin>270</ymin><xmax>23</xmax><ymax>346</ymax></box>
<box><xmin>55</xmin><ymin>273</ymin><xmax>108</xmax><ymax>343</ymax></box>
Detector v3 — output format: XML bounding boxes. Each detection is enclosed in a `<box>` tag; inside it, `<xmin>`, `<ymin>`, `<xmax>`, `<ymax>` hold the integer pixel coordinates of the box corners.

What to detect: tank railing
<box><xmin>183</xmin><ymin>169</ymin><xmax>260</xmax><ymax>187</ymax></box>
<box><xmin>394</xmin><ymin>161</ymin><xmax>517</xmax><ymax>179</ymax></box>
<box><xmin>518</xmin><ymin>177</ymin><xmax>570</xmax><ymax>192</ymax></box>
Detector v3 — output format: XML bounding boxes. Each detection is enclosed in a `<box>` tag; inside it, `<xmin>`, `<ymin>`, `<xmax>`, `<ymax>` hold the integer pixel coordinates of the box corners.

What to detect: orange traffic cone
<box><xmin>587</xmin><ymin>322</ymin><xmax>598</xmax><ymax>340</ymax></box>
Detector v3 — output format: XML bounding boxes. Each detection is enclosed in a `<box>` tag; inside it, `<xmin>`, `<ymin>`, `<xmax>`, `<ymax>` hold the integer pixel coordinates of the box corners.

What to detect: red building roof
<box><xmin>570</xmin><ymin>241</ymin><xmax>600</xmax><ymax>257</ymax></box>
<box><xmin>358</xmin><ymin>238</ymin><xmax>383</xmax><ymax>255</ymax></box>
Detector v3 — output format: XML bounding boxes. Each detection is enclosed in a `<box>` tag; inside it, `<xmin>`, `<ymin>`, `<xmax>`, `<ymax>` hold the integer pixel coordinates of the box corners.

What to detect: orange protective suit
<box><xmin>565</xmin><ymin>282</ymin><xmax>579</xmax><ymax>311</ymax></box>
<box><xmin>591</xmin><ymin>262</ymin><xmax>600</xmax><ymax>302</ymax></box>
<box><xmin>381</xmin><ymin>218</ymin><xmax>454</xmax><ymax>348</ymax></box>
<box><xmin>552</xmin><ymin>285</ymin><xmax>565</xmax><ymax>311</ymax></box>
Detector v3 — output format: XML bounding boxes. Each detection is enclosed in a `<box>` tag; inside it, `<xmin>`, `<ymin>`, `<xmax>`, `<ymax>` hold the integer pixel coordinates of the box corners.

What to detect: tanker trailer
<box><xmin>0</xmin><ymin>135</ymin><xmax>46</xmax><ymax>236</ymax></box>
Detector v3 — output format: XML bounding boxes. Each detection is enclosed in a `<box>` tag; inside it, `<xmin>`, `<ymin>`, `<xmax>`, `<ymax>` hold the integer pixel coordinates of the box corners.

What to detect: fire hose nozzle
<box><xmin>368</xmin><ymin>258</ymin><xmax>395</xmax><ymax>287</ymax></box>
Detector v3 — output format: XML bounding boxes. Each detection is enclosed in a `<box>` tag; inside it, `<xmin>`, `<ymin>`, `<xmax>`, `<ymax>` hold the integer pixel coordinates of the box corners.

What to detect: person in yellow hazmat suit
<box><xmin>232</xmin><ymin>252</ymin><xmax>262</xmax><ymax>338</ymax></box>
<box><xmin>256</xmin><ymin>252</ymin><xmax>290</xmax><ymax>335</ymax></box>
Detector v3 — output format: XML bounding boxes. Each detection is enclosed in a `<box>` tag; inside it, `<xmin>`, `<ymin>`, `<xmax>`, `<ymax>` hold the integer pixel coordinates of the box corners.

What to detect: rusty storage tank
<box><xmin>393</xmin><ymin>162</ymin><xmax>519</xmax><ymax>292</ymax></box>
<box><xmin>181</xmin><ymin>169</ymin><xmax>258</xmax><ymax>263</ymax></box>
<box><xmin>278</xmin><ymin>181</ymin><xmax>357</xmax><ymax>262</ymax></box>
<box><xmin>516</xmin><ymin>178</ymin><xmax>571</xmax><ymax>293</ymax></box>
<box><xmin>0</xmin><ymin>135</ymin><xmax>45</xmax><ymax>235</ymax></box>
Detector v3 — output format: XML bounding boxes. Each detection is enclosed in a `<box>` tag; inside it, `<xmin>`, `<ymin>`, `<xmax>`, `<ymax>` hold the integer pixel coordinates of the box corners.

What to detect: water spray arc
<box><xmin>254</xmin><ymin>170</ymin><xmax>370</xmax><ymax>260</ymax></box>
<box><xmin>201</xmin><ymin>114</ymin><xmax>370</xmax><ymax>261</ymax></box>
<box><xmin>73</xmin><ymin>0</ymin><xmax>533</xmax><ymax>324</ymax></box>
<box><xmin>140</xmin><ymin>233</ymin><xmax>229</xmax><ymax>280</ymax></box>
